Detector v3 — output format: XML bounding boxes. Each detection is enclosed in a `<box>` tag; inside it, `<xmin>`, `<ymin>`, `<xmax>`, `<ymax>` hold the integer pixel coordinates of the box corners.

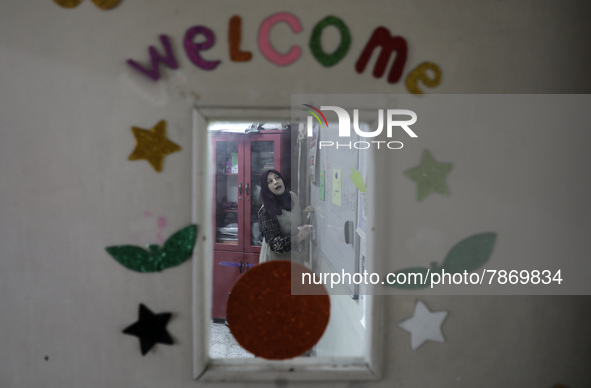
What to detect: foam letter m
<box><xmin>355</xmin><ymin>27</ymin><xmax>408</xmax><ymax>84</ymax></box>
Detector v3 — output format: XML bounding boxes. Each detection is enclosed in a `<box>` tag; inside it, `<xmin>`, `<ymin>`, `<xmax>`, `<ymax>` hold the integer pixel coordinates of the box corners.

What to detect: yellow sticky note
<box><xmin>350</xmin><ymin>167</ymin><xmax>366</xmax><ymax>193</ymax></box>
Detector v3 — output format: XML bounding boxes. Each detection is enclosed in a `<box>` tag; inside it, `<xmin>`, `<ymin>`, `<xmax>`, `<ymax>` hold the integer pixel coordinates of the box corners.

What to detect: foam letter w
<box><xmin>126</xmin><ymin>35</ymin><xmax>179</xmax><ymax>81</ymax></box>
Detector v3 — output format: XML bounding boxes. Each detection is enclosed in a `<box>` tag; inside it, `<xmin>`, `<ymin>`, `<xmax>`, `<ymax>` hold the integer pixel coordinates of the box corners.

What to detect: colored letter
<box><xmin>405</xmin><ymin>62</ymin><xmax>442</xmax><ymax>94</ymax></box>
<box><xmin>126</xmin><ymin>35</ymin><xmax>179</xmax><ymax>81</ymax></box>
<box><xmin>258</xmin><ymin>12</ymin><xmax>301</xmax><ymax>66</ymax></box>
<box><xmin>229</xmin><ymin>15</ymin><xmax>252</xmax><ymax>62</ymax></box>
<box><xmin>184</xmin><ymin>26</ymin><xmax>221</xmax><ymax>70</ymax></box>
<box><xmin>355</xmin><ymin>27</ymin><xmax>408</xmax><ymax>84</ymax></box>
<box><xmin>309</xmin><ymin>16</ymin><xmax>351</xmax><ymax>67</ymax></box>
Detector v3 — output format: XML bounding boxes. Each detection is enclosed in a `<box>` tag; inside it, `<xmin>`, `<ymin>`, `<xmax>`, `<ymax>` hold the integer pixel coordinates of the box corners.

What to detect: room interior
<box><xmin>1</xmin><ymin>1</ymin><xmax>590</xmax><ymax>387</ymax></box>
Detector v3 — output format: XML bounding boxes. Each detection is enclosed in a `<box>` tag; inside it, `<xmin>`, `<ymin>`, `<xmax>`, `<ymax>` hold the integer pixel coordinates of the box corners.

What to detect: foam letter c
<box><xmin>258</xmin><ymin>12</ymin><xmax>302</xmax><ymax>66</ymax></box>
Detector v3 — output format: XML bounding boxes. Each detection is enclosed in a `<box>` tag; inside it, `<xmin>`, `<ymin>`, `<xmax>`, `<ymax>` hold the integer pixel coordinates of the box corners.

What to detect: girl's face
<box><xmin>267</xmin><ymin>173</ymin><xmax>285</xmax><ymax>195</ymax></box>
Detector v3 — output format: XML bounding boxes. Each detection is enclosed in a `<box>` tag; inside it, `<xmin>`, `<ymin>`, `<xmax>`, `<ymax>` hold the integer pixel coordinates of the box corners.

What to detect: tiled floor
<box><xmin>209</xmin><ymin>321</ymin><xmax>255</xmax><ymax>358</ymax></box>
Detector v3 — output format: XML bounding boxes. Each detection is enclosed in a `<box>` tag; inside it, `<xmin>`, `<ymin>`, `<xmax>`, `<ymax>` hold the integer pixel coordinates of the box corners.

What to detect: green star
<box><xmin>404</xmin><ymin>150</ymin><xmax>453</xmax><ymax>201</ymax></box>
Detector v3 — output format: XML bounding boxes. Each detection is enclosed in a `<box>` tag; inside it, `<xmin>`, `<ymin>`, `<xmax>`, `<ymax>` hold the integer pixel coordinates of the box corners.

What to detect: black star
<box><xmin>123</xmin><ymin>304</ymin><xmax>173</xmax><ymax>355</ymax></box>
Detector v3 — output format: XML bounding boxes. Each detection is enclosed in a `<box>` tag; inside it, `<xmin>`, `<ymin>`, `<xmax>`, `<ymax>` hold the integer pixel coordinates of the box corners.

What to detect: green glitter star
<box><xmin>404</xmin><ymin>150</ymin><xmax>453</xmax><ymax>201</ymax></box>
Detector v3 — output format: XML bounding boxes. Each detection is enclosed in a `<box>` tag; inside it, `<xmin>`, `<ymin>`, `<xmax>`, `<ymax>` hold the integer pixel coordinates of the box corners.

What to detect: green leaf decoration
<box><xmin>441</xmin><ymin>232</ymin><xmax>496</xmax><ymax>273</ymax></box>
<box><xmin>160</xmin><ymin>224</ymin><xmax>198</xmax><ymax>269</ymax></box>
<box><xmin>385</xmin><ymin>232</ymin><xmax>497</xmax><ymax>289</ymax></box>
<box><xmin>106</xmin><ymin>224</ymin><xmax>198</xmax><ymax>273</ymax></box>
<box><xmin>105</xmin><ymin>245</ymin><xmax>159</xmax><ymax>272</ymax></box>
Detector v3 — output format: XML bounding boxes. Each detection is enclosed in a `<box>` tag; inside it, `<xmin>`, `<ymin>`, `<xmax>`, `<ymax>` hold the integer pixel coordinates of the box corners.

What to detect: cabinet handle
<box><xmin>245</xmin><ymin>183</ymin><xmax>250</xmax><ymax>196</ymax></box>
<box><xmin>245</xmin><ymin>261</ymin><xmax>249</xmax><ymax>272</ymax></box>
<box><xmin>239</xmin><ymin>261</ymin><xmax>243</xmax><ymax>274</ymax></box>
<box><xmin>238</xmin><ymin>183</ymin><xmax>243</xmax><ymax>195</ymax></box>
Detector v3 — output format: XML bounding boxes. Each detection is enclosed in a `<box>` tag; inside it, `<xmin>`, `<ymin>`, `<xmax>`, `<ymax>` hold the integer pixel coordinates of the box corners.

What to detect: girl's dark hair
<box><xmin>259</xmin><ymin>169</ymin><xmax>291</xmax><ymax>217</ymax></box>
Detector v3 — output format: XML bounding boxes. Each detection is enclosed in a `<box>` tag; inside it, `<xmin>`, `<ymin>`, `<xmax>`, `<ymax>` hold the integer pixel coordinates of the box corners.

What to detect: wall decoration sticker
<box><xmin>54</xmin><ymin>0</ymin><xmax>121</xmax><ymax>9</ymax></box>
<box><xmin>229</xmin><ymin>15</ymin><xmax>253</xmax><ymax>62</ymax></box>
<box><xmin>123</xmin><ymin>14</ymin><xmax>442</xmax><ymax>93</ymax></box>
<box><xmin>386</xmin><ymin>232</ymin><xmax>497</xmax><ymax>290</ymax></box>
<box><xmin>128</xmin><ymin>120</ymin><xmax>181</xmax><ymax>172</ymax></box>
<box><xmin>226</xmin><ymin>261</ymin><xmax>330</xmax><ymax>360</ymax></box>
<box><xmin>398</xmin><ymin>300</ymin><xmax>447</xmax><ymax>350</ymax></box>
<box><xmin>123</xmin><ymin>304</ymin><xmax>173</xmax><ymax>356</ymax></box>
<box><xmin>404</xmin><ymin>149</ymin><xmax>453</xmax><ymax>201</ymax></box>
<box><xmin>126</xmin><ymin>35</ymin><xmax>179</xmax><ymax>82</ymax></box>
<box><xmin>309</xmin><ymin>16</ymin><xmax>351</xmax><ymax>67</ymax></box>
<box><xmin>258</xmin><ymin>12</ymin><xmax>302</xmax><ymax>66</ymax></box>
<box><xmin>405</xmin><ymin>61</ymin><xmax>442</xmax><ymax>95</ymax></box>
<box><xmin>106</xmin><ymin>224</ymin><xmax>197</xmax><ymax>273</ymax></box>
<box><xmin>356</xmin><ymin>27</ymin><xmax>407</xmax><ymax>83</ymax></box>
<box><xmin>184</xmin><ymin>26</ymin><xmax>221</xmax><ymax>70</ymax></box>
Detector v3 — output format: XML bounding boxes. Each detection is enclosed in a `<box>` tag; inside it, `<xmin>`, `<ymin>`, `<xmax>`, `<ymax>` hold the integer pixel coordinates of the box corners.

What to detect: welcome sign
<box><xmin>126</xmin><ymin>13</ymin><xmax>443</xmax><ymax>95</ymax></box>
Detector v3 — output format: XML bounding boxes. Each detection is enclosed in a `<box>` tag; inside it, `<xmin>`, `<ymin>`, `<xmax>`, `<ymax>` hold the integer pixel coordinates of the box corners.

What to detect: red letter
<box><xmin>355</xmin><ymin>27</ymin><xmax>407</xmax><ymax>84</ymax></box>
<box><xmin>126</xmin><ymin>35</ymin><xmax>179</xmax><ymax>81</ymax></box>
<box><xmin>229</xmin><ymin>15</ymin><xmax>252</xmax><ymax>62</ymax></box>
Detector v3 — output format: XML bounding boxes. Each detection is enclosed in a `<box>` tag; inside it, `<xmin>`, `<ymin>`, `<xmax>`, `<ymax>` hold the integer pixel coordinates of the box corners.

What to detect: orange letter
<box><xmin>229</xmin><ymin>15</ymin><xmax>252</xmax><ymax>62</ymax></box>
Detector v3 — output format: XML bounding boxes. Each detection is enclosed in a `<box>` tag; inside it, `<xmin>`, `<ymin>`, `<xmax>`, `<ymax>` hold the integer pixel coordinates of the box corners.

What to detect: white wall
<box><xmin>1</xmin><ymin>0</ymin><xmax>590</xmax><ymax>387</ymax></box>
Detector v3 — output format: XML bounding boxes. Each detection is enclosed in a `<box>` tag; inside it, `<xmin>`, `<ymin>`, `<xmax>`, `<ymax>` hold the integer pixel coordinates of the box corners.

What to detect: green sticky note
<box><xmin>350</xmin><ymin>167</ymin><xmax>366</xmax><ymax>193</ymax></box>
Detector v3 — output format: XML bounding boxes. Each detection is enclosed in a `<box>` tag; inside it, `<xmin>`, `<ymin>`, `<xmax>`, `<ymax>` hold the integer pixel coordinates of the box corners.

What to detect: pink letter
<box><xmin>184</xmin><ymin>26</ymin><xmax>221</xmax><ymax>70</ymax></box>
<box><xmin>258</xmin><ymin>12</ymin><xmax>301</xmax><ymax>66</ymax></box>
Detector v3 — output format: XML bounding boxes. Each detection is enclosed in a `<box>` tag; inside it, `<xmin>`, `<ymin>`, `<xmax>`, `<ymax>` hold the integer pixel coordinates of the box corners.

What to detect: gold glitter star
<box><xmin>404</xmin><ymin>149</ymin><xmax>453</xmax><ymax>201</ymax></box>
<box><xmin>128</xmin><ymin>120</ymin><xmax>181</xmax><ymax>172</ymax></box>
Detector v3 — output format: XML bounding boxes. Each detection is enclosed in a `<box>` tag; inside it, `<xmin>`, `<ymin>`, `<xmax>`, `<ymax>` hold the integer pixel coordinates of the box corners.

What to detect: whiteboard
<box><xmin>309</xmin><ymin>122</ymin><xmax>360</xmax><ymax>297</ymax></box>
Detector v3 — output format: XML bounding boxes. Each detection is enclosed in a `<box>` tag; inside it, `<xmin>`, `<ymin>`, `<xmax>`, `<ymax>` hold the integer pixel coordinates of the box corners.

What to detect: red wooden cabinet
<box><xmin>211</xmin><ymin>131</ymin><xmax>289</xmax><ymax>321</ymax></box>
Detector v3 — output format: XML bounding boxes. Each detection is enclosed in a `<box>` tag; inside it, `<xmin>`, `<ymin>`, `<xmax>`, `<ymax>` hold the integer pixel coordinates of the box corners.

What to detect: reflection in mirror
<box><xmin>193</xmin><ymin>108</ymin><xmax>379</xmax><ymax>380</ymax></box>
<box><xmin>205</xmin><ymin>118</ymin><xmax>368</xmax><ymax>360</ymax></box>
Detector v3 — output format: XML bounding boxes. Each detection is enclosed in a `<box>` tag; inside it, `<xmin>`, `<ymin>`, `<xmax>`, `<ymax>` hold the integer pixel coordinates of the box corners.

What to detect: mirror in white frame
<box><xmin>191</xmin><ymin>107</ymin><xmax>384</xmax><ymax>382</ymax></box>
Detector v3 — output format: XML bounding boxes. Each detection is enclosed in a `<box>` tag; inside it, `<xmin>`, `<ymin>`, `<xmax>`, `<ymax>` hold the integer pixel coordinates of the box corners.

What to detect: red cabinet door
<box><xmin>212</xmin><ymin>135</ymin><xmax>245</xmax><ymax>252</ymax></box>
<box><xmin>210</xmin><ymin>131</ymin><xmax>288</xmax><ymax>321</ymax></box>
<box><xmin>243</xmin><ymin>252</ymin><xmax>260</xmax><ymax>271</ymax></box>
<box><xmin>211</xmin><ymin>251</ymin><xmax>261</xmax><ymax>321</ymax></box>
<box><xmin>211</xmin><ymin>250</ymin><xmax>244</xmax><ymax>320</ymax></box>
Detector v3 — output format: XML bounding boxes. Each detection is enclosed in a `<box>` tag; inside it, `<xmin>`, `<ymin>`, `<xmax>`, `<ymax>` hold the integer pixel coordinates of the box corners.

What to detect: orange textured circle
<box><xmin>226</xmin><ymin>261</ymin><xmax>330</xmax><ymax>360</ymax></box>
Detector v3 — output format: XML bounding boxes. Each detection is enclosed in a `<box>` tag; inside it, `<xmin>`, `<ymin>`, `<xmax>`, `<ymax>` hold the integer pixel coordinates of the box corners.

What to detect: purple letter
<box><xmin>126</xmin><ymin>35</ymin><xmax>179</xmax><ymax>81</ymax></box>
<box><xmin>184</xmin><ymin>26</ymin><xmax>221</xmax><ymax>70</ymax></box>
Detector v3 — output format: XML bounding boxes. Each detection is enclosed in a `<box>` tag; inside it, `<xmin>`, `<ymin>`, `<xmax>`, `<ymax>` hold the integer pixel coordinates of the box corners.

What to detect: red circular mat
<box><xmin>226</xmin><ymin>261</ymin><xmax>330</xmax><ymax>360</ymax></box>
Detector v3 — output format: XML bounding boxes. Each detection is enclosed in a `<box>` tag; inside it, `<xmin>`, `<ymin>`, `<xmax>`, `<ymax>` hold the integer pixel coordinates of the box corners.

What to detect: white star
<box><xmin>398</xmin><ymin>300</ymin><xmax>448</xmax><ymax>350</ymax></box>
